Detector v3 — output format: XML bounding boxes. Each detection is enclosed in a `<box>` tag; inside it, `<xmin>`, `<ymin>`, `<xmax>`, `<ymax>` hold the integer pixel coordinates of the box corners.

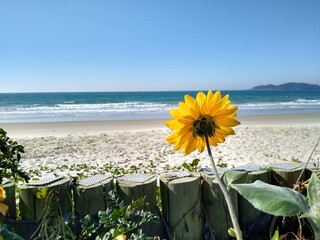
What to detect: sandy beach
<box><xmin>2</xmin><ymin>113</ymin><xmax>320</xmax><ymax>180</ymax></box>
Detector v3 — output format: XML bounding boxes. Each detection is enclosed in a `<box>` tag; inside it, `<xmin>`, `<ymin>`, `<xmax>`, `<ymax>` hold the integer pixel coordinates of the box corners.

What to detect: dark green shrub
<box><xmin>0</xmin><ymin>128</ymin><xmax>29</xmax><ymax>184</ymax></box>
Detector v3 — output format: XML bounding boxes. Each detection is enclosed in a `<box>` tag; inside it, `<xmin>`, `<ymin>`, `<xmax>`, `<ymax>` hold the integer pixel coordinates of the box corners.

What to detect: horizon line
<box><xmin>0</xmin><ymin>89</ymin><xmax>252</xmax><ymax>94</ymax></box>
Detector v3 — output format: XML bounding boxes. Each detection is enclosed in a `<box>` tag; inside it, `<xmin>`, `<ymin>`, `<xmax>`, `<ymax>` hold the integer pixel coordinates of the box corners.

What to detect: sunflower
<box><xmin>166</xmin><ymin>90</ymin><xmax>240</xmax><ymax>155</ymax></box>
<box><xmin>0</xmin><ymin>185</ymin><xmax>8</xmax><ymax>216</ymax></box>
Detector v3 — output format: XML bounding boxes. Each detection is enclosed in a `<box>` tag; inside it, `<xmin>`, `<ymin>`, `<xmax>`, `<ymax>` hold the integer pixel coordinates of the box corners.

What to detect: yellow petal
<box><xmin>189</xmin><ymin>106</ymin><xmax>200</xmax><ymax>119</ymax></box>
<box><xmin>202</xmin><ymin>92</ymin><xmax>212</xmax><ymax>115</ymax></box>
<box><xmin>209</xmin><ymin>136</ymin><xmax>219</xmax><ymax>146</ymax></box>
<box><xmin>207</xmin><ymin>104</ymin><xmax>220</xmax><ymax>117</ymax></box>
<box><xmin>196</xmin><ymin>92</ymin><xmax>206</xmax><ymax>108</ymax></box>
<box><xmin>205</xmin><ymin>90</ymin><xmax>216</xmax><ymax>111</ymax></box>
<box><xmin>169</xmin><ymin>108</ymin><xmax>182</xmax><ymax>119</ymax></box>
<box><xmin>212</xmin><ymin>91</ymin><xmax>222</xmax><ymax>104</ymax></box>
<box><xmin>206</xmin><ymin>90</ymin><xmax>214</xmax><ymax>103</ymax></box>
<box><xmin>173</xmin><ymin>143</ymin><xmax>183</xmax><ymax>151</ymax></box>
<box><xmin>220</xmin><ymin>94</ymin><xmax>230</xmax><ymax>105</ymax></box>
<box><xmin>177</xmin><ymin>115</ymin><xmax>195</xmax><ymax>124</ymax></box>
<box><xmin>213</xmin><ymin>131</ymin><xmax>228</xmax><ymax>144</ymax></box>
<box><xmin>207</xmin><ymin>95</ymin><xmax>226</xmax><ymax>116</ymax></box>
<box><xmin>177</xmin><ymin>125</ymin><xmax>193</xmax><ymax>136</ymax></box>
<box><xmin>166</xmin><ymin>132</ymin><xmax>180</xmax><ymax>144</ymax></box>
<box><xmin>184</xmin><ymin>137</ymin><xmax>198</xmax><ymax>155</ymax></box>
<box><xmin>165</xmin><ymin>120</ymin><xmax>182</xmax><ymax>130</ymax></box>
<box><xmin>222</xmin><ymin>100</ymin><xmax>231</xmax><ymax>109</ymax></box>
<box><xmin>175</xmin><ymin>131</ymin><xmax>193</xmax><ymax>148</ymax></box>
<box><xmin>228</xmin><ymin>112</ymin><xmax>237</xmax><ymax>118</ymax></box>
<box><xmin>212</xmin><ymin>94</ymin><xmax>229</xmax><ymax>110</ymax></box>
<box><xmin>184</xmin><ymin>95</ymin><xmax>196</xmax><ymax>106</ymax></box>
<box><xmin>179</xmin><ymin>102</ymin><xmax>192</xmax><ymax>116</ymax></box>
<box><xmin>0</xmin><ymin>186</ymin><xmax>6</xmax><ymax>201</ymax></box>
<box><xmin>215</xmin><ymin>107</ymin><xmax>238</xmax><ymax>118</ymax></box>
<box><xmin>215</xmin><ymin>117</ymin><xmax>240</xmax><ymax>127</ymax></box>
<box><xmin>197</xmin><ymin>138</ymin><xmax>206</xmax><ymax>152</ymax></box>
<box><xmin>216</xmin><ymin>127</ymin><xmax>235</xmax><ymax>136</ymax></box>
<box><xmin>0</xmin><ymin>202</ymin><xmax>8</xmax><ymax>216</ymax></box>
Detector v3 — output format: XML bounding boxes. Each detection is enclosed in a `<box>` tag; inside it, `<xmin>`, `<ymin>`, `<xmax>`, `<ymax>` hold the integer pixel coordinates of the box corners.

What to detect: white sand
<box><xmin>2</xmin><ymin>114</ymin><xmax>320</xmax><ymax>179</ymax></box>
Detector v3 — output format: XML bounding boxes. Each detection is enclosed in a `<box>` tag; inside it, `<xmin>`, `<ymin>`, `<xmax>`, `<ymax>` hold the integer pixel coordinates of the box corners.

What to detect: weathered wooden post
<box><xmin>117</xmin><ymin>173</ymin><xmax>165</xmax><ymax>238</ymax></box>
<box><xmin>304</xmin><ymin>161</ymin><xmax>320</xmax><ymax>179</ymax></box>
<box><xmin>12</xmin><ymin>177</ymin><xmax>71</xmax><ymax>239</ymax></box>
<box><xmin>271</xmin><ymin>162</ymin><xmax>304</xmax><ymax>188</ymax></box>
<box><xmin>117</xmin><ymin>173</ymin><xmax>157</xmax><ymax>211</ymax></box>
<box><xmin>73</xmin><ymin>174</ymin><xmax>113</xmax><ymax>216</ymax></box>
<box><xmin>234</xmin><ymin>164</ymin><xmax>272</xmax><ymax>238</ymax></box>
<box><xmin>2</xmin><ymin>182</ymin><xmax>16</xmax><ymax>219</ymax></box>
<box><xmin>160</xmin><ymin>172</ymin><xmax>202</xmax><ymax>240</ymax></box>
<box><xmin>19</xmin><ymin>177</ymin><xmax>72</xmax><ymax>220</ymax></box>
<box><xmin>36</xmin><ymin>178</ymin><xmax>71</xmax><ymax>219</ymax></box>
<box><xmin>2</xmin><ymin>183</ymin><xmax>39</xmax><ymax>239</ymax></box>
<box><xmin>202</xmin><ymin>170</ymin><xmax>238</xmax><ymax>240</ymax></box>
<box><xmin>19</xmin><ymin>184</ymin><xmax>35</xmax><ymax>220</ymax></box>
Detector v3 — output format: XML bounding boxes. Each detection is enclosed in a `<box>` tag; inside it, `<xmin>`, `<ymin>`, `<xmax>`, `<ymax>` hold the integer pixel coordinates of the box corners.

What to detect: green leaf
<box><xmin>181</xmin><ymin>162</ymin><xmax>191</xmax><ymax>171</ymax></box>
<box><xmin>191</xmin><ymin>158</ymin><xmax>200</xmax><ymax>167</ymax></box>
<box><xmin>0</xmin><ymin>128</ymin><xmax>7</xmax><ymax>135</ymax></box>
<box><xmin>227</xmin><ymin>227</ymin><xmax>236</xmax><ymax>237</ymax></box>
<box><xmin>270</xmin><ymin>228</ymin><xmax>280</xmax><ymax>240</ymax></box>
<box><xmin>300</xmin><ymin>173</ymin><xmax>320</xmax><ymax>236</ymax></box>
<box><xmin>301</xmin><ymin>207</ymin><xmax>320</xmax><ymax>234</ymax></box>
<box><xmin>35</xmin><ymin>187</ymin><xmax>48</xmax><ymax>200</ymax></box>
<box><xmin>306</xmin><ymin>173</ymin><xmax>320</xmax><ymax>206</ymax></box>
<box><xmin>222</xmin><ymin>170</ymin><xmax>248</xmax><ymax>190</ymax></box>
<box><xmin>0</xmin><ymin>224</ymin><xmax>24</xmax><ymax>240</ymax></box>
<box><xmin>232</xmin><ymin>180</ymin><xmax>308</xmax><ymax>216</ymax></box>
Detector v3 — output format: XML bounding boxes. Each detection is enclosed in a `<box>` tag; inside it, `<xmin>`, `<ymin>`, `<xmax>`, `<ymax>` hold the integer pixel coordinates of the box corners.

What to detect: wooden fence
<box><xmin>2</xmin><ymin>162</ymin><xmax>319</xmax><ymax>240</ymax></box>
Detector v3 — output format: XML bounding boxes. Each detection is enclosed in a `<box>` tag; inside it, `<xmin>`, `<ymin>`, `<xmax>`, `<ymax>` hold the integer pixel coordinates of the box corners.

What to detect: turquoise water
<box><xmin>0</xmin><ymin>90</ymin><xmax>319</xmax><ymax>123</ymax></box>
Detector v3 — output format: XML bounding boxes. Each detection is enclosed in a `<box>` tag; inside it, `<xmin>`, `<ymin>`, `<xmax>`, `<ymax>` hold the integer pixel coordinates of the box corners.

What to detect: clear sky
<box><xmin>1</xmin><ymin>1</ymin><xmax>320</xmax><ymax>92</ymax></box>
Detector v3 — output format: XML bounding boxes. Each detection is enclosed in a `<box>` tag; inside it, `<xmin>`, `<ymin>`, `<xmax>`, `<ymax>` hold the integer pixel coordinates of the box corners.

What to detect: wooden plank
<box><xmin>19</xmin><ymin>178</ymin><xmax>71</xmax><ymax>220</ymax></box>
<box><xmin>19</xmin><ymin>185</ymin><xmax>36</xmax><ymax>220</ymax></box>
<box><xmin>302</xmin><ymin>163</ymin><xmax>319</xmax><ymax>180</ymax></box>
<box><xmin>160</xmin><ymin>174</ymin><xmax>202</xmax><ymax>240</ymax></box>
<box><xmin>117</xmin><ymin>175</ymin><xmax>157</xmax><ymax>211</ymax></box>
<box><xmin>238</xmin><ymin>170</ymin><xmax>271</xmax><ymax>236</ymax></box>
<box><xmin>117</xmin><ymin>174</ymin><xmax>166</xmax><ymax>238</ymax></box>
<box><xmin>35</xmin><ymin>178</ymin><xmax>71</xmax><ymax>219</ymax></box>
<box><xmin>3</xmin><ymin>182</ymin><xmax>16</xmax><ymax>219</ymax></box>
<box><xmin>272</xmin><ymin>167</ymin><xmax>304</xmax><ymax>188</ymax></box>
<box><xmin>202</xmin><ymin>173</ymin><xmax>238</xmax><ymax>240</ymax></box>
<box><xmin>73</xmin><ymin>178</ymin><xmax>113</xmax><ymax>216</ymax></box>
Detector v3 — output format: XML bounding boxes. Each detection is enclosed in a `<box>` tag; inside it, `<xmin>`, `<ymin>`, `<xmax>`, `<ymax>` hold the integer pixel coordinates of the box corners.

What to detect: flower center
<box><xmin>193</xmin><ymin>116</ymin><xmax>216</xmax><ymax>137</ymax></box>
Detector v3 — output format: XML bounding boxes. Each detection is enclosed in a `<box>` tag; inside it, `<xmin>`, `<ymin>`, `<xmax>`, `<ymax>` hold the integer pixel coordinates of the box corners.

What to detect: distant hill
<box><xmin>252</xmin><ymin>82</ymin><xmax>320</xmax><ymax>90</ymax></box>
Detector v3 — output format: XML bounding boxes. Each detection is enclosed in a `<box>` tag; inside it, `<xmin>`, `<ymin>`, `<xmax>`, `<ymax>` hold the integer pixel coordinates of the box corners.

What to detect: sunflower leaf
<box><xmin>222</xmin><ymin>170</ymin><xmax>248</xmax><ymax>190</ymax></box>
<box><xmin>232</xmin><ymin>180</ymin><xmax>308</xmax><ymax>216</ymax></box>
<box><xmin>300</xmin><ymin>173</ymin><xmax>320</xmax><ymax>236</ymax></box>
<box><xmin>306</xmin><ymin>173</ymin><xmax>320</xmax><ymax>206</ymax></box>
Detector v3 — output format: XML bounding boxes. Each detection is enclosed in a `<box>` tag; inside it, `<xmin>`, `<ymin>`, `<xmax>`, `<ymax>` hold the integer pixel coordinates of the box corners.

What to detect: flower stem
<box><xmin>204</xmin><ymin>132</ymin><xmax>243</xmax><ymax>240</ymax></box>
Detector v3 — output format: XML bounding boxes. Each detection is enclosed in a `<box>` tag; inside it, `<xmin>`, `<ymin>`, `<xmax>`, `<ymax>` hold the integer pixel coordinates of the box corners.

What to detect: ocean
<box><xmin>0</xmin><ymin>90</ymin><xmax>320</xmax><ymax>123</ymax></box>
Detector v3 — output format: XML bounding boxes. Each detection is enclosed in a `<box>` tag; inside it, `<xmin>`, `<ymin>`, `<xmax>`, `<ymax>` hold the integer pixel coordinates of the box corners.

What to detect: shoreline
<box><xmin>238</xmin><ymin>113</ymin><xmax>320</xmax><ymax>126</ymax></box>
<box><xmin>1</xmin><ymin>119</ymin><xmax>167</xmax><ymax>138</ymax></box>
<box><xmin>1</xmin><ymin>113</ymin><xmax>320</xmax><ymax>138</ymax></box>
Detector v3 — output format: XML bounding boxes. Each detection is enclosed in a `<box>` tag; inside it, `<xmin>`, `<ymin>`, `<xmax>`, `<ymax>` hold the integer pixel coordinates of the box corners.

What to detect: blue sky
<box><xmin>1</xmin><ymin>1</ymin><xmax>319</xmax><ymax>92</ymax></box>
